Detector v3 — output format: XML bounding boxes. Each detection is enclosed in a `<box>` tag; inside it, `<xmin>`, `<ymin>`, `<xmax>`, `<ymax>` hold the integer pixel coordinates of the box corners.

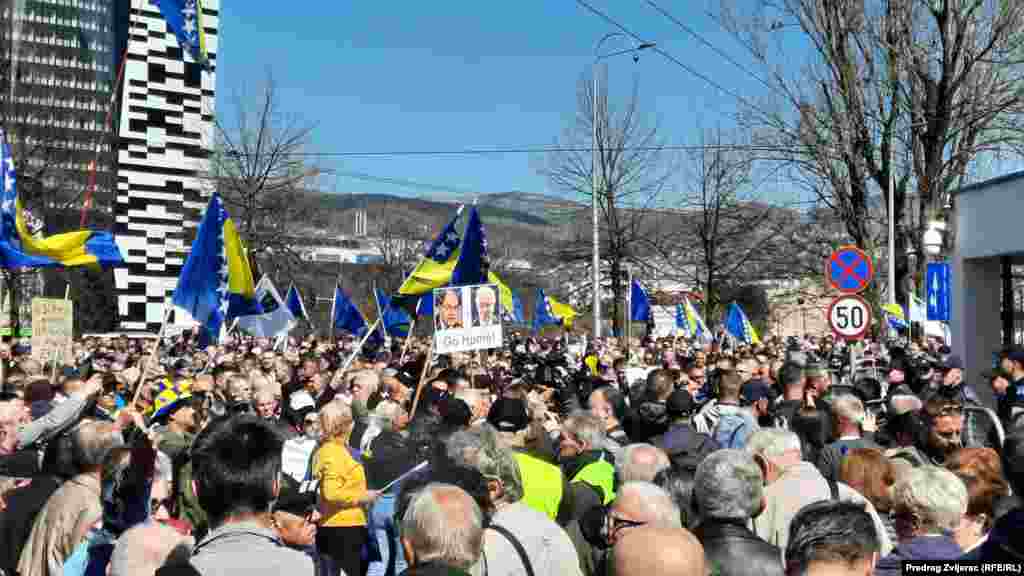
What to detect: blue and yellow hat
<box><xmin>150</xmin><ymin>388</ymin><xmax>193</xmax><ymax>421</ymax></box>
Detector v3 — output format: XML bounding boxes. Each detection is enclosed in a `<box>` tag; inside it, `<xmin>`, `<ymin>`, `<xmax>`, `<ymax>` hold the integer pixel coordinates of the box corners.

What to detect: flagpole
<box><xmin>371</xmin><ymin>281</ymin><xmax>390</xmax><ymax>348</ymax></box>
<box><xmin>399</xmin><ymin>297</ymin><xmax>423</xmax><ymax>365</ymax></box>
<box><xmin>409</xmin><ymin>338</ymin><xmax>436</xmax><ymax>418</ymax></box>
<box><xmin>337</xmin><ymin>318</ymin><xmax>382</xmax><ymax>376</ymax></box>
<box><xmin>80</xmin><ymin>43</ymin><xmax>129</xmax><ymax>227</ymax></box>
<box><xmin>132</xmin><ymin>297</ymin><xmax>172</xmax><ymax>407</ymax></box>
<box><xmin>328</xmin><ymin>283</ymin><xmax>337</xmax><ymax>343</ymax></box>
<box><xmin>626</xmin><ymin>266</ymin><xmax>632</xmax><ymax>365</ymax></box>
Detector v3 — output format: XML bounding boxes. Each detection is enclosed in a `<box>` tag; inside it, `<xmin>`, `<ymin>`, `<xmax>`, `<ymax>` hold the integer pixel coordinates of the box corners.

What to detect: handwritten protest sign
<box><xmin>31</xmin><ymin>298</ymin><xmax>73</xmax><ymax>363</ymax></box>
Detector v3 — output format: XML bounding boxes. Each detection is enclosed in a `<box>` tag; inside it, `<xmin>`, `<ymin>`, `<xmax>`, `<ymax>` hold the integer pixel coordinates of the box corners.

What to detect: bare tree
<box><xmin>539</xmin><ymin>67</ymin><xmax>673</xmax><ymax>334</ymax></box>
<box><xmin>713</xmin><ymin>0</ymin><xmax>1024</xmax><ymax>306</ymax></box>
<box><xmin>651</xmin><ymin>129</ymin><xmax>798</xmax><ymax>323</ymax></box>
<box><xmin>365</xmin><ymin>202</ymin><xmax>430</xmax><ymax>292</ymax></box>
<box><xmin>211</xmin><ymin>74</ymin><xmax>325</xmax><ymax>279</ymax></box>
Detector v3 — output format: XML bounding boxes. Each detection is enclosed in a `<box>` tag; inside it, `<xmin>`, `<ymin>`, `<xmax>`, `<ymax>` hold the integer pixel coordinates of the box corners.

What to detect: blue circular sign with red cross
<box><xmin>827</xmin><ymin>246</ymin><xmax>874</xmax><ymax>294</ymax></box>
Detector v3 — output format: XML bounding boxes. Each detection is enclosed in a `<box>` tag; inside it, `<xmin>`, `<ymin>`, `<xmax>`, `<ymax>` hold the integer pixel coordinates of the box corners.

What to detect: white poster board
<box><xmin>433</xmin><ymin>284</ymin><xmax>503</xmax><ymax>354</ymax></box>
<box><xmin>31</xmin><ymin>298</ymin><xmax>73</xmax><ymax>362</ymax></box>
<box><xmin>650</xmin><ymin>305</ymin><xmax>679</xmax><ymax>338</ymax></box>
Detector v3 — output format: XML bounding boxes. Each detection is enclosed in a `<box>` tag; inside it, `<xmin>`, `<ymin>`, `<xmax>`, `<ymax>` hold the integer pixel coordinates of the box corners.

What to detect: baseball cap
<box><xmin>665</xmin><ymin>390</ymin><xmax>694</xmax><ymax>417</ymax></box>
<box><xmin>274</xmin><ymin>479</ymin><xmax>319</xmax><ymax>517</ymax></box>
<box><xmin>486</xmin><ymin>397</ymin><xmax>530</xmax><ymax>433</ymax></box>
<box><xmin>741</xmin><ymin>381</ymin><xmax>772</xmax><ymax>404</ymax></box>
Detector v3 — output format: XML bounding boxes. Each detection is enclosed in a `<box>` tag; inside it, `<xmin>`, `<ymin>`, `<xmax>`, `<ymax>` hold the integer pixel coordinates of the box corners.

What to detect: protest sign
<box><xmin>433</xmin><ymin>284</ymin><xmax>503</xmax><ymax>354</ymax></box>
<box><xmin>31</xmin><ymin>298</ymin><xmax>73</xmax><ymax>362</ymax></box>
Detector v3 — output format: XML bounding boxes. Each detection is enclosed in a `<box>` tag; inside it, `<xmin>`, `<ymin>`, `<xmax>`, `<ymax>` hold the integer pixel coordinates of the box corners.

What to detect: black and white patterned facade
<box><xmin>113</xmin><ymin>0</ymin><xmax>219</xmax><ymax>331</ymax></box>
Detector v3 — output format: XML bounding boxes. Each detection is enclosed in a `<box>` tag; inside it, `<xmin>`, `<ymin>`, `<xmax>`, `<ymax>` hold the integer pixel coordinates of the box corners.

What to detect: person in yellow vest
<box><xmin>558</xmin><ymin>411</ymin><xmax>616</xmax><ymax>521</ymax></box>
<box><xmin>486</xmin><ymin>397</ymin><xmax>573</xmax><ymax>525</ymax></box>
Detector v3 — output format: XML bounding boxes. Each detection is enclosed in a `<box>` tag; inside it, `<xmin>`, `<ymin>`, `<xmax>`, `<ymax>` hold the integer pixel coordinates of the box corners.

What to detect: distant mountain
<box><xmin>315</xmin><ymin>192</ymin><xmax>557</xmax><ymax>227</ymax></box>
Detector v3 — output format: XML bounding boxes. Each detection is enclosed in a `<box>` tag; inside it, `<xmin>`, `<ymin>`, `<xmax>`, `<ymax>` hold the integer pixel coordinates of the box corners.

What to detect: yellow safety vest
<box><xmin>512</xmin><ymin>451</ymin><xmax>564</xmax><ymax>521</ymax></box>
<box><xmin>571</xmin><ymin>457</ymin><xmax>615</xmax><ymax>505</ymax></box>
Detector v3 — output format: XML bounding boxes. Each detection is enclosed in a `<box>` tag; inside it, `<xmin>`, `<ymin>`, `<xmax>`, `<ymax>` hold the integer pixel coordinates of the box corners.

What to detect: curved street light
<box><xmin>590</xmin><ymin>33</ymin><xmax>655</xmax><ymax>340</ymax></box>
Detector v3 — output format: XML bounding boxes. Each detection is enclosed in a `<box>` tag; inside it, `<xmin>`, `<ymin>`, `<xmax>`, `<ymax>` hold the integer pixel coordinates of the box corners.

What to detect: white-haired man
<box><xmin>874</xmin><ymin>466</ymin><xmax>967</xmax><ymax>576</ymax></box>
<box><xmin>446</xmin><ymin>426</ymin><xmax>582</xmax><ymax>576</ymax></box>
<box><xmin>617</xmin><ymin>443</ymin><xmax>670</xmax><ymax>484</ymax></box>
<box><xmin>693</xmin><ymin>449</ymin><xmax>783</xmax><ymax>576</ymax></box>
<box><xmin>474</xmin><ymin>286</ymin><xmax>498</xmax><ymax>327</ymax></box>
<box><xmin>815</xmin><ymin>394</ymin><xmax>879</xmax><ymax>482</ymax></box>
<box><xmin>108</xmin><ymin>523</ymin><xmax>193</xmax><ymax>576</ymax></box>
<box><xmin>569</xmin><ymin>481</ymin><xmax>683</xmax><ymax>576</ymax></box>
<box><xmin>400</xmin><ymin>483</ymin><xmax>484</xmax><ymax>576</ymax></box>
<box><xmin>744</xmin><ymin>428</ymin><xmax>893</xmax><ymax>556</ymax></box>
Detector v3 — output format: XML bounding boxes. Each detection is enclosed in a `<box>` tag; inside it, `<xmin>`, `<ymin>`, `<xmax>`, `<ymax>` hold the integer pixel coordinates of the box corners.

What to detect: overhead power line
<box><xmin>573</xmin><ymin>0</ymin><xmax>776</xmax><ymax>119</ymax></box>
<box><xmin>223</xmin><ymin>143</ymin><xmax>789</xmax><ymax>158</ymax></box>
<box><xmin>642</xmin><ymin>0</ymin><xmax>784</xmax><ymax>99</ymax></box>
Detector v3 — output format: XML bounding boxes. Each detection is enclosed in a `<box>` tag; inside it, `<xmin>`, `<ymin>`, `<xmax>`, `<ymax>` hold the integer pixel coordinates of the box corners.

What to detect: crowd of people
<box><xmin>0</xmin><ymin>329</ymin><xmax>1022</xmax><ymax>576</ymax></box>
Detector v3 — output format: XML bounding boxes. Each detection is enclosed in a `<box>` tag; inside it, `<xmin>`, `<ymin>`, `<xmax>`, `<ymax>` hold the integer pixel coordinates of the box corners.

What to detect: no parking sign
<box><xmin>827</xmin><ymin>246</ymin><xmax>873</xmax><ymax>294</ymax></box>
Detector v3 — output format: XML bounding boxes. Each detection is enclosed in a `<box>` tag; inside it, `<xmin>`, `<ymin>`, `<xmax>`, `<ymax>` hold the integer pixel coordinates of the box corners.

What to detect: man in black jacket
<box><xmin>692</xmin><ymin>449</ymin><xmax>783</xmax><ymax>576</ymax></box>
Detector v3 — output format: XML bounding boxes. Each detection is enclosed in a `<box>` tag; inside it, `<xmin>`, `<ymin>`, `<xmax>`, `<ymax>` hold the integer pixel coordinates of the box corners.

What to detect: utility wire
<box><xmin>221</xmin><ymin>143</ymin><xmax>790</xmax><ymax>158</ymax></box>
<box><xmin>573</xmin><ymin>0</ymin><xmax>771</xmax><ymax>117</ymax></box>
<box><xmin>642</xmin><ymin>0</ymin><xmax>785</xmax><ymax>100</ymax></box>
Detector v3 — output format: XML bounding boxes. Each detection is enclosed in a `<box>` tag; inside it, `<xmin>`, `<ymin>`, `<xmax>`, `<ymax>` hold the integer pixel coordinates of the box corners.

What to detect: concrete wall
<box><xmin>952</xmin><ymin>173</ymin><xmax>1024</xmax><ymax>407</ymax></box>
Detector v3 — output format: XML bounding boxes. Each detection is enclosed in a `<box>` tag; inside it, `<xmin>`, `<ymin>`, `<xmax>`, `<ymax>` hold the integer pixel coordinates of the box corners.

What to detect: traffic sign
<box><xmin>828</xmin><ymin>295</ymin><xmax>872</xmax><ymax>340</ymax></box>
<box><xmin>827</xmin><ymin>246</ymin><xmax>874</xmax><ymax>294</ymax></box>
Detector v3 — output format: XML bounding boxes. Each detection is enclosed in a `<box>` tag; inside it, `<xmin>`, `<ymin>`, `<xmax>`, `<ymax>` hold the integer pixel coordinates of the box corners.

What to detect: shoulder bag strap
<box><xmin>827</xmin><ymin>477</ymin><xmax>839</xmax><ymax>501</ymax></box>
<box><xmin>488</xmin><ymin>523</ymin><xmax>535</xmax><ymax>576</ymax></box>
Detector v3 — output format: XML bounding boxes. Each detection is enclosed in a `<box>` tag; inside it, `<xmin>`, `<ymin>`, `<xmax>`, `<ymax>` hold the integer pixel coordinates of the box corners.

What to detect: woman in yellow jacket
<box><xmin>314</xmin><ymin>400</ymin><xmax>380</xmax><ymax>576</ymax></box>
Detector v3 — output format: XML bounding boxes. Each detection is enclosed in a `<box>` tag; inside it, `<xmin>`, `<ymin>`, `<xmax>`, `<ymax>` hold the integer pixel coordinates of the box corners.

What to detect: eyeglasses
<box><xmin>604</xmin><ymin>505</ymin><xmax>647</xmax><ymax>540</ymax></box>
<box><xmin>151</xmin><ymin>497</ymin><xmax>174</xmax><ymax>512</ymax></box>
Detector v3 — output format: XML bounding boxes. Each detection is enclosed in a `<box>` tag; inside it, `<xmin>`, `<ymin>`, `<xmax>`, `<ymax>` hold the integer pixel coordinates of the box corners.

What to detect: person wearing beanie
<box><xmin>651</xmin><ymin>390</ymin><xmax>720</xmax><ymax>475</ymax></box>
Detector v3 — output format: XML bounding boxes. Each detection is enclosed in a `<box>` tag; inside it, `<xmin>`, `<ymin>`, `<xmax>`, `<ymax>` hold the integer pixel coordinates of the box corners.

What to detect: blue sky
<box><xmin>214</xmin><ymin>1</ymin><xmax>809</xmax><ymax>205</ymax></box>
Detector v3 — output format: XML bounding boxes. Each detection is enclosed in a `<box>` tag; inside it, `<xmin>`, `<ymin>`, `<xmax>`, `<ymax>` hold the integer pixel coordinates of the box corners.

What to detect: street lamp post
<box><xmin>591</xmin><ymin>33</ymin><xmax>655</xmax><ymax>340</ymax></box>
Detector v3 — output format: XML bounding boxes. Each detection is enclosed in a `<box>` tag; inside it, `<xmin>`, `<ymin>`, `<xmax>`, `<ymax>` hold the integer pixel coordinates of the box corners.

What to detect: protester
<box><xmin>744</xmin><ymin>428</ymin><xmax>892</xmax><ymax>554</ymax></box>
<box><xmin>314</xmin><ymin>401</ymin><xmax>380</xmax><ymax>576</ymax></box>
<box><xmin>785</xmin><ymin>500</ymin><xmax>881</xmax><ymax>576</ymax></box>
<box><xmin>18</xmin><ymin>420</ymin><xmax>123</xmax><ymax>576</ymax></box>
<box><xmin>692</xmin><ymin>449</ymin><xmax>784</xmax><ymax>576</ymax></box>
<box><xmin>398</xmin><ymin>483</ymin><xmax>484</xmax><ymax>576</ymax></box>
<box><xmin>187</xmin><ymin>415</ymin><xmax>313</xmax><ymax>576</ymax></box>
<box><xmin>445</xmin><ymin>426</ymin><xmax>582</xmax><ymax>576</ymax></box>
<box><xmin>875</xmin><ymin>466</ymin><xmax>967</xmax><ymax>575</ymax></box>
<box><xmin>108</xmin><ymin>523</ymin><xmax>193</xmax><ymax>576</ymax></box>
<box><xmin>612</xmin><ymin>527</ymin><xmax>705</xmax><ymax>576</ymax></box>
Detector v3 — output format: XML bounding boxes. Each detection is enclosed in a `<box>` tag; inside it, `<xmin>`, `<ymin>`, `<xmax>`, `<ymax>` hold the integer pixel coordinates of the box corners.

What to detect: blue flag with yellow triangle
<box><xmin>172</xmin><ymin>193</ymin><xmax>262</xmax><ymax>345</ymax></box>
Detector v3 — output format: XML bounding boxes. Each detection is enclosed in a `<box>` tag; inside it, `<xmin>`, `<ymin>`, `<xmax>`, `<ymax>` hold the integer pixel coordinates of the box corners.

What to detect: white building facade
<box><xmin>113</xmin><ymin>0</ymin><xmax>219</xmax><ymax>331</ymax></box>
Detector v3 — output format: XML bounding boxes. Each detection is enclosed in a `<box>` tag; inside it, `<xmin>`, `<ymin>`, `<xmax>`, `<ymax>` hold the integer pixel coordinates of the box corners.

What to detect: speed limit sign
<box><xmin>828</xmin><ymin>295</ymin><xmax>872</xmax><ymax>340</ymax></box>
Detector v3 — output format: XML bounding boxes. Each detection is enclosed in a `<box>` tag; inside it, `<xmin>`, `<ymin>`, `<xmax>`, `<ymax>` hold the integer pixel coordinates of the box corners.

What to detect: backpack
<box><xmin>712</xmin><ymin>410</ymin><xmax>753</xmax><ymax>449</ymax></box>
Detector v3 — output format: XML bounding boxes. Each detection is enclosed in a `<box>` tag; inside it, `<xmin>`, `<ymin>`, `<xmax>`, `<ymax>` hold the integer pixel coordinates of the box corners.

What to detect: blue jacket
<box><xmin>875</xmin><ymin>534</ymin><xmax>962</xmax><ymax>576</ymax></box>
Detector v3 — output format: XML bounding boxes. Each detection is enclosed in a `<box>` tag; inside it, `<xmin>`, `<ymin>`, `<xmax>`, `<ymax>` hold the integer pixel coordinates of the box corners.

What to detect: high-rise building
<box><xmin>113</xmin><ymin>0</ymin><xmax>219</xmax><ymax>331</ymax></box>
<box><xmin>0</xmin><ymin>0</ymin><xmax>124</xmax><ymax>214</ymax></box>
<box><xmin>0</xmin><ymin>0</ymin><xmax>127</xmax><ymax>335</ymax></box>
